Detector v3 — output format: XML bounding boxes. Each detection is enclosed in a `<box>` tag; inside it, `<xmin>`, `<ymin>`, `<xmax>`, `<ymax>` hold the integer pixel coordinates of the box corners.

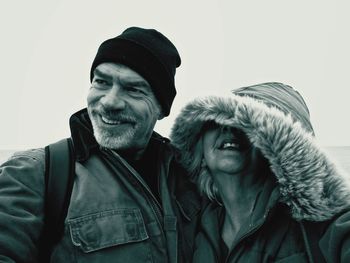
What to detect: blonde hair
<box><xmin>190</xmin><ymin>135</ymin><xmax>221</xmax><ymax>203</ymax></box>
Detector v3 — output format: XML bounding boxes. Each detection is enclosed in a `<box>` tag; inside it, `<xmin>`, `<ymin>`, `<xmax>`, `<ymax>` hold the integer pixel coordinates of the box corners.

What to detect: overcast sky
<box><xmin>1</xmin><ymin>0</ymin><xmax>349</xmax><ymax>149</ymax></box>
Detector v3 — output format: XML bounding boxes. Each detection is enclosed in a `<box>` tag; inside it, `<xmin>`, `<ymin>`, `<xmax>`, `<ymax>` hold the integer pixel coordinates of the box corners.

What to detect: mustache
<box><xmin>91</xmin><ymin>106</ymin><xmax>137</xmax><ymax>123</ymax></box>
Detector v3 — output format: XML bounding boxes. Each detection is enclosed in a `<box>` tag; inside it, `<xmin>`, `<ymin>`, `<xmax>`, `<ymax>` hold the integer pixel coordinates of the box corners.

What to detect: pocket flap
<box><xmin>68</xmin><ymin>208</ymin><xmax>149</xmax><ymax>253</ymax></box>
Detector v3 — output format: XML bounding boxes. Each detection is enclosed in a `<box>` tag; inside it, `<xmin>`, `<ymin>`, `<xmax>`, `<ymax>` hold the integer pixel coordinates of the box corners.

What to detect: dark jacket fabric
<box><xmin>170</xmin><ymin>87</ymin><xmax>350</xmax><ymax>262</ymax></box>
<box><xmin>0</xmin><ymin>109</ymin><xmax>200</xmax><ymax>263</ymax></box>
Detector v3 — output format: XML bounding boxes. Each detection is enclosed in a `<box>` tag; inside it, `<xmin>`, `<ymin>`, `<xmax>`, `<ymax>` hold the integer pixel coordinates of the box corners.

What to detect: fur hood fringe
<box><xmin>170</xmin><ymin>95</ymin><xmax>350</xmax><ymax>221</ymax></box>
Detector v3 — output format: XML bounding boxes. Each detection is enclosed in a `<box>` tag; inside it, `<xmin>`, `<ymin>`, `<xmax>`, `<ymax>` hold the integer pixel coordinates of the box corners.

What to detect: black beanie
<box><xmin>90</xmin><ymin>27</ymin><xmax>181</xmax><ymax>116</ymax></box>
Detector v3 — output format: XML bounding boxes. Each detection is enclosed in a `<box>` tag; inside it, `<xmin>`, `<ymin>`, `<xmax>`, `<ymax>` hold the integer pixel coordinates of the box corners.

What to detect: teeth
<box><xmin>222</xmin><ymin>142</ymin><xmax>239</xmax><ymax>149</ymax></box>
<box><xmin>101</xmin><ymin>116</ymin><xmax>121</xmax><ymax>125</ymax></box>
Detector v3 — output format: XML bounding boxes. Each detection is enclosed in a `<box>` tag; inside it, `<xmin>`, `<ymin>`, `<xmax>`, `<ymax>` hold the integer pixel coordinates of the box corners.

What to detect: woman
<box><xmin>171</xmin><ymin>82</ymin><xmax>350</xmax><ymax>262</ymax></box>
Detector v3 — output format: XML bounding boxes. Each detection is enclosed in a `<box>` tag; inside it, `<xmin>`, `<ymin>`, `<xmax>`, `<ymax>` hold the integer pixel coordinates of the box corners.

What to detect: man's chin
<box><xmin>97</xmin><ymin>138</ymin><xmax>129</xmax><ymax>150</ymax></box>
<box><xmin>97</xmin><ymin>129</ymin><xmax>136</xmax><ymax>148</ymax></box>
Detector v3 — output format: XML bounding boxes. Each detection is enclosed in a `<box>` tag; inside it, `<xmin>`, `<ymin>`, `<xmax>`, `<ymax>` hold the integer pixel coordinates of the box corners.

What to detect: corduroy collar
<box><xmin>69</xmin><ymin>108</ymin><xmax>99</xmax><ymax>162</ymax></box>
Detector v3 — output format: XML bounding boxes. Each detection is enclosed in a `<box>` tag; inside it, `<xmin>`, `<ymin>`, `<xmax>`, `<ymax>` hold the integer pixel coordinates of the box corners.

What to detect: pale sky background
<box><xmin>0</xmin><ymin>0</ymin><xmax>349</xmax><ymax>150</ymax></box>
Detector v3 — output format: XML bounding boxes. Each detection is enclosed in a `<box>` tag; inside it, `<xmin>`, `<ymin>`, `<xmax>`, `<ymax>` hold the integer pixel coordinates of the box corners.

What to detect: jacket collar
<box><xmin>69</xmin><ymin>108</ymin><xmax>99</xmax><ymax>162</ymax></box>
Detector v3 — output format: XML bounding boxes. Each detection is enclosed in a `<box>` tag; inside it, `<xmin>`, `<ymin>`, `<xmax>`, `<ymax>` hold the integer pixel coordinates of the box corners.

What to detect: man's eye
<box><xmin>125</xmin><ymin>86</ymin><xmax>146</xmax><ymax>95</ymax></box>
<box><xmin>94</xmin><ymin>79</ymin><xmax>109</xmax><ymax>85</ymax></box>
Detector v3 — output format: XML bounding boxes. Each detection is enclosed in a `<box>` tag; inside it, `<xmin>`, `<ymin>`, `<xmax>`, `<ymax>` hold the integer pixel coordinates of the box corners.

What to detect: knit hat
<box><xmin>90</xmin><ymin>27</ymin><xmax>181</xmax><ymax>116</ymax></box>
<box><xmin>232</xmin><ymin>82</ymin><xmax>315</xmax><ymax>134</ymax></box>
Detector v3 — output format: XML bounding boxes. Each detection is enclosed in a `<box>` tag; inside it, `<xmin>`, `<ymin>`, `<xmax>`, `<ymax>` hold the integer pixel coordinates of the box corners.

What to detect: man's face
<box><xmin>87</xmin><ymin>62</ymin><xmax>162</xmax><ymax>158</ymax></box>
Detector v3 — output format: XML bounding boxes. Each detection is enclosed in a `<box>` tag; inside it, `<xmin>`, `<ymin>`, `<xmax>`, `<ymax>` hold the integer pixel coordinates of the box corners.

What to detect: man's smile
<box><xmin>98</xmin><ymin>113</ymin><xmax>136</xmax><ymax>127</ymax></box>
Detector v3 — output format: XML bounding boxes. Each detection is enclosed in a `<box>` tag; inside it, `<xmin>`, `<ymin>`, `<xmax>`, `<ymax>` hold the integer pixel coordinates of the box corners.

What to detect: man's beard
<box><xmin>88</xmin><ymin>106</ymin><xmax>137</xmax><ymax>150</ymax></box>
<box><xmin>92</xmin><ymin>122</ymin><xmax>135</xmax><ymax>150</ymax></box>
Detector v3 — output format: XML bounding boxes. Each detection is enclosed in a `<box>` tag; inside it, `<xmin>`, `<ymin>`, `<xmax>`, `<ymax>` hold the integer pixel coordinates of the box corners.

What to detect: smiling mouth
<box><xmin>218</xmin><ymin>140</ymin><xmax>240</xmax><ymax>150</ymax></box>
<box><xmin>100</xmin><ymin>115</ymin><xmax>133</xmax><ymax>126</ymax></box>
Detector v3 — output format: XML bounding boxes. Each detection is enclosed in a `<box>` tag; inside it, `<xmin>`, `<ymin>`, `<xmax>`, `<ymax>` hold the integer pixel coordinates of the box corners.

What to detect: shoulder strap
<box><xmin>299</xmin><ymin>220</ymin><xmax>328</xmax><ymax>263</ymax></box>
<box><xmin>39</xmin><ymin>138</ymin><xmax>75</xmax><ymax>262</ymax></box>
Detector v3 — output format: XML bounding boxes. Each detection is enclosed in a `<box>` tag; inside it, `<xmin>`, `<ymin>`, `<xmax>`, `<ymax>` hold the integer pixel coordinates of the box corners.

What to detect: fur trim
<box><xmin>170</xmin><ymin>95</ymin><xmax>350</xmax><ymax>221</ymax></box>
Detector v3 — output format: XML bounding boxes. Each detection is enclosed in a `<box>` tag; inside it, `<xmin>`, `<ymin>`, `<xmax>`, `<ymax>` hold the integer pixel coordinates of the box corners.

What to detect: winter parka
<box><xmin>170</xmin><ymin>82</ymin><xmax>350</xmax><ymax>262</ymax></box>
<box><xmin>0</xmin><ymin>109</ymin><xmax>200</xmax><ymax>263</ymax></box>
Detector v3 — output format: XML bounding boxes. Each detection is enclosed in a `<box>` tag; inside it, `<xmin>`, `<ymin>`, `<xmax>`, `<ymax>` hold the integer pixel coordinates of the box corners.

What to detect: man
<box><xmin>0</xmin><ymin>27</ymin><xmax>200</xmax><ymax>263</ymax></box>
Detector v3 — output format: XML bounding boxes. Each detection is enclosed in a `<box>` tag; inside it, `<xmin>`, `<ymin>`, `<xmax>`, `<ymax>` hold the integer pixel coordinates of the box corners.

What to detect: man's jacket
<box><xmin>0</xmin><ymin>109</ymin><xmax>200</xmax><ymax>263</ymax></box>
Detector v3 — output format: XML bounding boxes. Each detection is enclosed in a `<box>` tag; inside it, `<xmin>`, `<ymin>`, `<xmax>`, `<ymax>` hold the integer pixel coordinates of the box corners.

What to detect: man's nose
<box><xmin>101</xmin><ymin>86</ymin><xmax>126</xmax><ymax>109</ymax></box>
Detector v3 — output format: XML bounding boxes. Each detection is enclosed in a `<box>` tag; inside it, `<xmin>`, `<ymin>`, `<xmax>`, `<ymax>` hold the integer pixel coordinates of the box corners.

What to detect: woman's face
<box><xmin>202</xmin><ymin>124</ymin><xmax>256</xmax><ymax>175</ymax></box>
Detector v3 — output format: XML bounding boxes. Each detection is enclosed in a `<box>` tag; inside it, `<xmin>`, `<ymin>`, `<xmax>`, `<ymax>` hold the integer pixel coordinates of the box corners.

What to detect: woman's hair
<box><xmin>191</xmin><ymin>136</ymin><xmax>220</xmax><ymax>202</ymax></box>
<box><xmin>189</xmin><ymin>122</ymin><xmax>232</xmax><ymax>203</ymax></box>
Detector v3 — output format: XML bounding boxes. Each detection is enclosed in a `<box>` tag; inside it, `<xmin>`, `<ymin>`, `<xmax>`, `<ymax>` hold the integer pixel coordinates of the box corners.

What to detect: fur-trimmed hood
<box><xmin>170</xmin><ymin>84</ymin><xmax>350</xmax><ymax>222</ymax></box>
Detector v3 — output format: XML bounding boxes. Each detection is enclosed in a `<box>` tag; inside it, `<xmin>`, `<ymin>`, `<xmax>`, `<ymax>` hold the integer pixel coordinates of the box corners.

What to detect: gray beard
<box><xmin>90</xmin><ymin>117</ymin><xmax>135</xmax><ymax>150</ymax></box>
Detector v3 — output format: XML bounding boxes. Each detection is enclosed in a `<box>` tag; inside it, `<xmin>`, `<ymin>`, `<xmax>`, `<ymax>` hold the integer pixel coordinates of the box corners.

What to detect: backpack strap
<box><xmin>39</xmin><ymin>138</ymin><xmax>75</xmax><ymax>262</ymax></box>
<box><xmin>299</xmin><ymin>220</ymin><xmax>329</xmax><ymax>263</ymax></box>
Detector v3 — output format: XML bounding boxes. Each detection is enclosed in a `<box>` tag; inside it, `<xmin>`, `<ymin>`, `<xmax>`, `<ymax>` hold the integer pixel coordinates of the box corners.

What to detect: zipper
<box><xmin>223</xmin><ymin>186</ymin><xmax>280</xmax><ymax>262</ymax></box>
<box><xmin>224</xmin><ymin>211</ymin><xmax>270</xmax><ymax>262</ymax></box>
<box><xmin>103</xmin><ymin>149</ymin><xmax>165</xmax><ymax>236</ymax></box>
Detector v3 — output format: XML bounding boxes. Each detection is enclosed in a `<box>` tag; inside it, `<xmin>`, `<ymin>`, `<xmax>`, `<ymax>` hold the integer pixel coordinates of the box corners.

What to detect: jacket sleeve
<box><xmin>319</xmin><ymin>210</ymin><xmax>350</xmax><ymax>262</ymax></box>
<box><xmin>0</xmin><ymin>149</ymin><xmax>45</xmax><ymax>263</ymax></box>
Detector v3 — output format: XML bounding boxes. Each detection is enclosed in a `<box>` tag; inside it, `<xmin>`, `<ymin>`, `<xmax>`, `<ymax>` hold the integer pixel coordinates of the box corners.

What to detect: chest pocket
<box><xmin>68</xmin><ymin>208</ymin><xmax>149</xmax><ymax>253</ymax></box>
